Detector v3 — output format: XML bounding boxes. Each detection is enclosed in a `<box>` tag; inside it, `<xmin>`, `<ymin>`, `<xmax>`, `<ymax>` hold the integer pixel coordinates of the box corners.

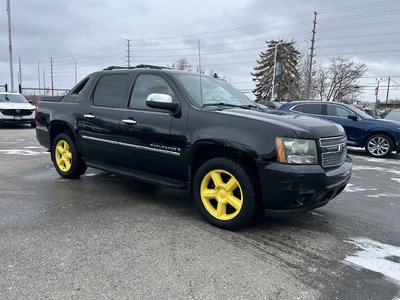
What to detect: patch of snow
<box><xmin>391</xmin><ymin>178</ymin><xmax>400</xmax><ymax>183</ymax></box>
<box><xmin>365</xmin><ymin>193</ymin><xmax>399</xmax><ymax>198</ymax></box>
<box><xmin>344</xmin><ymin>237</ymin><xmax>400</xmax><ymax>285</ymax></box>
<box><xmin>344</xmin><ymin>185</ymin><xmax>378</xmax><ymax>193</ymax></box>
<box><xmin>360</xmin><ymin>157</ymin><xmax>400</xmax><ymax>165</ymax></box>
<box><xmin>84</xmin><ymin>173</ymin><xmax>96</xmax><ymax>177</ymax></box>
<box><xmin>352</xmin><ymin>165</ymin><xmax>400</xmax><ymax>176</ymax></box>
<box><xmin>0</xmin><ymin>149</ymin><xmax>45</xmax><ymax>156</ymax></box>
<box><xmin>23</xmin><ymin>146</ymin><xmax>43</xmax><ymax>149</ymax></box>
<box><xmin>311</xmin><ymin>212</ymin><xmax>324</xmax><ymax>217</ymax></box>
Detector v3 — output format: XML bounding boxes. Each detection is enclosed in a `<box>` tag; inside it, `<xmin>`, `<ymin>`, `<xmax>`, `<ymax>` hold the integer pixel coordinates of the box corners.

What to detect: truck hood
<box><xmin>0</xmin><ymin>102</ymin><xmax>36</xmax><ymax>110</ymax></box>
<box><xmin>218</xmin><ymin>108</ymin><xmax>346</xmax><ymax>139</ymax></box>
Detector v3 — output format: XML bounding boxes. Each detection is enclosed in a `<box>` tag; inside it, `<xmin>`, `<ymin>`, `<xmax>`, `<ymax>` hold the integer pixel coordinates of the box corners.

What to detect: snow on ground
<box><xmin>0</xmin><ymin>149</ymin><xmax>48</xmax><ymax>156</ymax></box>
<box><xmin>344</xmin><ymin>237</ymin><xmax>400</xmax><ymax>285</ymax></box>
<box><xmin>356</xmin><ymin>157</ymin><xmax>400</xmax><ymax>165</ymax></box>
<box><xmin>352</xmin><ymin>165</ymin><xmax>400</xmax><ymax>176</ymax></box>
<box><xmin>344</xmin><ymin>183</ymin><xmax>378</xmax><ymax>193</ymax></box>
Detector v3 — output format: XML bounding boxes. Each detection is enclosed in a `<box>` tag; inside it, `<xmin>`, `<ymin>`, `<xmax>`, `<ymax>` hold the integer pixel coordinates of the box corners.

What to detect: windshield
<box><xmin>347</xmin><ymin>105</ymin><xmax>373</xmax><ymax>119</ymax></box>
<box><xmin>173</xmin><ymin>73</ymin><xmax>256</xmax><ymax>108</ymax></box>
<box><xmin>0</xmin><ymin>94</ymin><xmax>29</xmax><ymax>104</ymax></box>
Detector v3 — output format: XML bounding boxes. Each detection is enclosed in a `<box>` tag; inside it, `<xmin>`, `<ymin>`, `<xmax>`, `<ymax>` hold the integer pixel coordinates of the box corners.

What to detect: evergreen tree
<box><xmin>252</xmin><ymin>40</ymin><xmax>300</xmax><ymax>101</ymax></box>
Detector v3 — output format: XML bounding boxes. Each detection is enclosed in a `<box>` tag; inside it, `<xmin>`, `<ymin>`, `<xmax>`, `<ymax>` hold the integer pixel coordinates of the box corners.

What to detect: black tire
<box><xmin>52</xmin><ymin>133</ymin><xmax>86</xmax><ymax>178</ymax></box>
<box><xmin>365</xmin><ymin>134</ymin><xmax>393</xmax><ymax>158</ymax></box>
<box><xmin>193</xmin><ymin>157</ymin><xmax>257</xmax><ymax>230</ymax></box>
<box><xmin>30</xmin><ymin>122</ymin><xmax>36</xmax><ymax>128</ymax></box>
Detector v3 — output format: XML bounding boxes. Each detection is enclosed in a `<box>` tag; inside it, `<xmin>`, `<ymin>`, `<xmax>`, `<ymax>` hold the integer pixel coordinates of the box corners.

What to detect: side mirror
<box><xmin>146</xmin><ymin>93</ymin><xmax>180</xmax><ymax>114</ymax></box>
<box><xmin>28</xmin><ymin>100</ymin><xmax>33</xmax><ymax>104</ymax></box>
<box><xmin>347</xmin><ymin>115</ymin><xmax>359</xmax><ymax>121</ymax></box>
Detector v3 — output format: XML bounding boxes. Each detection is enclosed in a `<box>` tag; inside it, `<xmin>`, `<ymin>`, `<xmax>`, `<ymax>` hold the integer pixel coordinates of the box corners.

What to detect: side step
<box><xmin>84</xmin><ymin>159</ymin><xmax>187</xmax><ymax>189</ymax></box>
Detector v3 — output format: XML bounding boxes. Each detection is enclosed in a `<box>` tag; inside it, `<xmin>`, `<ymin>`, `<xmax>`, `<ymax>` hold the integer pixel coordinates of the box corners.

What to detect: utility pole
<box><xmin>385</xmin><ymin>77</ymin><xmax>391</xmax><ymax>110</ymax></box>
<box><xmin>50</xmin><ymin>57</ymin><xmax>54</xmax><ymax>96</ymax></box>
<box><xmin>6</xmin><ymin>0</ymin><xmax>14</xmax><ymax>92</ymax></box>
<box><xmin>375</xmin><ymin>78</ymin><xmax>382</xmax><ymax>104</ymax></box>
<box><xmin>38</xmin><ymin>61</ymin><xmax>41</xmax><ymax>95</ymax></box>
<box><xmin>306</xmin><ymin>11</ymin><xmax>317</xmax><ymax>100</ymax></box>
<box><xmin>126</xmin><ymin>39</ymin><xmax>132</xmax><ymax>67</ymax></box>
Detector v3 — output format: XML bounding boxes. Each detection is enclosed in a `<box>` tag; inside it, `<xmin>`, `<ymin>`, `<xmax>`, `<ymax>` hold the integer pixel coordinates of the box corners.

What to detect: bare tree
<box><xmin>298</xmin><ymin>54</ymin><xmax>317</xmax><ymax>100</ymax></box>
<box><xmin>314</xmin><ymin>57</ymin><xmax>367</xmax><ymax>102</ymax></box>
<box><xmin>169</xmin><ymin>57</ymin><xmax>193</xmax><ymax>71</ymax></box>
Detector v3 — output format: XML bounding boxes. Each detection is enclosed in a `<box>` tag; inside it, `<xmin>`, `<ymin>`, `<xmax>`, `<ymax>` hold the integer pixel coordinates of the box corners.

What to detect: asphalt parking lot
<box><xmin>0</xmin><ymin>126</ymin><xmax>399</xmax><ymax>300</ymax></box>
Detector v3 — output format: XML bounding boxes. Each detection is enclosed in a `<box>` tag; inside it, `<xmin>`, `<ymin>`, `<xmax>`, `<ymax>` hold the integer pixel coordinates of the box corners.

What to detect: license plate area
<box><xmin>14</xmin><ymin>116</ymin><xmax>23</xmax><ymax>120</ymax></box>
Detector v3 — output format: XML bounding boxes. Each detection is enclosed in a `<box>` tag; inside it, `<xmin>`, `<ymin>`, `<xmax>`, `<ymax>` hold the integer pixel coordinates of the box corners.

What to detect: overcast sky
<box><xmin>1</xmin><ymin>0</ymin><xmax>400</xmax><ymax>101</ymax></box>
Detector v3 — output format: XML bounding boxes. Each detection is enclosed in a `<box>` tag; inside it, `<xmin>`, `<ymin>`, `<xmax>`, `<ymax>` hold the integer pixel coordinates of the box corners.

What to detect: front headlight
<box><xmin>276</xmin><ymin>137</ymin><xmax>318</xmax><ymax>164</ymax></box>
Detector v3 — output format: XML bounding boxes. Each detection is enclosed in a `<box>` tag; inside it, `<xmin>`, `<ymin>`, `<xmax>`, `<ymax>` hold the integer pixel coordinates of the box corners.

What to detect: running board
<box><xmin>83</xmin><ymin>159</ymin><xmax>187</xmax><ymax>189</ymax></box>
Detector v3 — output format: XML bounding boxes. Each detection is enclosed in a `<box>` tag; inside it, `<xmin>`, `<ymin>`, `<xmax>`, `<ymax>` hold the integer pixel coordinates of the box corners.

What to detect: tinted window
<box><xmin>303</xmin><ymin>104</ymin><xmax>323</xmax><ymax>115</ymax></box>
<box><xmin>327</xmin><ymin>105</ymin><xmax>353</xmax><ymax>117</ymax></box>
<box><xmin>71</xmin><ymin>77</ymin><xmax>90</xmax><ymax>95</ymax></box>
<box><xmin>292</xmin><ymin>105</ymin><xmax>304</xmax><ymax>112</ymax></box>
<box><xmin>93</xmin><ymin>74</ymin><xmax>129</xmax><ymax>108</ymax></box>
<box><xmin>129</xmin><ymin>74</ymin><xmax>176</xmax><ymax>110</ymax></box>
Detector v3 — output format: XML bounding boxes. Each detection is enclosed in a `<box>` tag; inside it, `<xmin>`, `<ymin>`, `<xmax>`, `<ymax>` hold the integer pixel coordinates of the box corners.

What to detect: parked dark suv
<box><xmin>280</xmin><ymin>101</ymin><xmax>400</xmax><ymax>158</ymax></box>
<box><xmin>36</xmin><ymin>66</ymin><xmax>352</xmax><ymax>229</ymax></box>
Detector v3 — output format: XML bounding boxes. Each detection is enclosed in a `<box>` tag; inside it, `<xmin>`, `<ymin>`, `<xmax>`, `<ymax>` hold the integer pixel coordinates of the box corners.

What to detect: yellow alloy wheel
<box><xmin>200</xmin><ymin>169</ymin><xmax>243</xmax><ymax>221</ymax></box>
<box><xmin>55</xmin><ymin>139</ymin><xmax>72</xmax><ymax>172</ymax></box>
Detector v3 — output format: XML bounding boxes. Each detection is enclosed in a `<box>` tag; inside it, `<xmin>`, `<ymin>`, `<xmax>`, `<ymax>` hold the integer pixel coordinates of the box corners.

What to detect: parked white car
<box><xmin>0</xmin><ymin>92</ymin><xmax>36</xmax><ymax>127</ymax></box>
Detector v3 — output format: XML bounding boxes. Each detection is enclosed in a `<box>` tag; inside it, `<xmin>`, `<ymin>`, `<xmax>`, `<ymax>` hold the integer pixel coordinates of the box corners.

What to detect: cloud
<box><xmin>1</xmin><ymin>0</ymin><xmax>399</xmax><ymax>100</ymax></box>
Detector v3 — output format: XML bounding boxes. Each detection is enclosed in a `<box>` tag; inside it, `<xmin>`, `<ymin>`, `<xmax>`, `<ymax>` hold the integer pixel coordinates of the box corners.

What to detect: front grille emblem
<box><xmin>338</xmin><ymin>142</ymin><xmax>347</xmax><ymax>153</ymax></box>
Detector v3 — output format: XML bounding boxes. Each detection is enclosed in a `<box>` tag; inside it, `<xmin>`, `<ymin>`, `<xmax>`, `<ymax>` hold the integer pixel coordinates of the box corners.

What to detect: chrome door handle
<box><xmin>122</xmin><ymin>119</ymin><xmax>137</xmax><ymax>125</ymax></box>
<box><xmin>84</xmin><ymin>114</ymin><xmax>96</xmax><ymax>119</ymax></box>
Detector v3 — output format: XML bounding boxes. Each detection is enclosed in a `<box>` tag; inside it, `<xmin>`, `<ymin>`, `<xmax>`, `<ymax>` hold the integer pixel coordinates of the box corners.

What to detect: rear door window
<box><xmin>303</xmin><ymin>104</ymin><xmax>324</xmax><ymax>115</ymax></box>
<box><xmin>92</xmin><ymin>74</ymin><xmax>129</xmax><ymax>108</ymax></box>
<box><xmin>292</xmin><ymin>105</ymin><xmax>304</xmax><ymax>112</ymax></box>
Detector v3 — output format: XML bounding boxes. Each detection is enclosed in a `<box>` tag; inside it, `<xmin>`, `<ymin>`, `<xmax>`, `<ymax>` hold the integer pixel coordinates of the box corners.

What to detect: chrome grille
<box><xmin>319</xmin><ymin>135</ymin><xmax>347</xmax><ymax>168</ymax></box>
<box><xmin>1</xmin><ymin>109</ymin><xmax>33</xmax><ymax>116</ymax></box>
<box><xmin>319</xmin><ymin>135</ymin><xmax>347</xmax><ymax>147</ymax></box>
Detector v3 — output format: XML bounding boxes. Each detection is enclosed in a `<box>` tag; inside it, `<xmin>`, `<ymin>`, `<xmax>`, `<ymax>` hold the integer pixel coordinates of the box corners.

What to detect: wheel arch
<box><xmin>49</xmin><ymin>121</ymin><xmax>80</xmax><ymax>160</ymax></box>
<box><xmin>189</xmin><ymin>141</ymin><xmax>262</xmax><ymax>206</ymax></box>
<box><xmin>363</xmin><ymin>131</ymin><xmax>396</xmax><ymax>148</ymax></box>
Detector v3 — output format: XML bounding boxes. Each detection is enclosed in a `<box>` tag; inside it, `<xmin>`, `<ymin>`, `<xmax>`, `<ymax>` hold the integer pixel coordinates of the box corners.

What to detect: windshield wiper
<box><xmin>238</xmin><ymin>104</ymin><xmax>261</xmax><ymax>109</ymax></box>
<box><xmin>202</xmin><ymin>103</ymin><xmax>253</xmax><ymax>109</ymax></box>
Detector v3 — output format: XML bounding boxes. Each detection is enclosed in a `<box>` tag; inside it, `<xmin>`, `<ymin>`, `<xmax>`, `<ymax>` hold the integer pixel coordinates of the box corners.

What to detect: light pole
<box><xmin>271</xmin><ymin>41</ymin><xmax>286</xmax><ymax>101</ymax></box>
<box><xmin>43</xmin><ymin>66</ymin><xmax>46</xmax><ymax>95</ymax></box>
<box><xmin>38</xmin><ymin>61</ymin><xmax>41</xmax><ymax>95</ymax></box>
<box><xmin>73</xmin><ymin>58</ymin><xmax>77</xmax><ymax>85</ymax></box>
<box><xmin>6</xmin><ymin>0</ymin><xmax>14</xmax><ymax>92</ymax></box>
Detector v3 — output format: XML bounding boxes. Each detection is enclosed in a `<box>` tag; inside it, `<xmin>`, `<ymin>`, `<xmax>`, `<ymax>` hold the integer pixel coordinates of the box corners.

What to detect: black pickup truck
<box><xmin>36</xmin><ymin>65</ymin><xmax>352</xmax><ymax>229</ymax></box>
